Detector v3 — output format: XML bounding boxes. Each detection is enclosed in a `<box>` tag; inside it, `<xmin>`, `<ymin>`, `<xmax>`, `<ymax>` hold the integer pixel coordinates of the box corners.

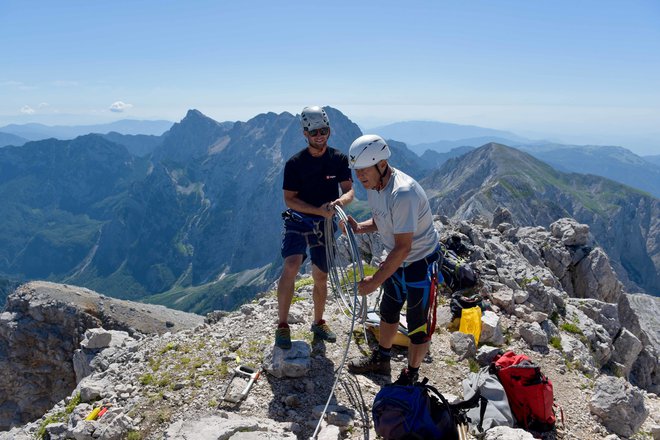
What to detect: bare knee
<box><xmin>281</xmin><ymin>256</ymin><xmax>302</xmax><ymax>279</ymax></box>
<box><xmin>311</xmin><ymin>265</ymin><xmax>328</xmax><ymax>283</ymax></box>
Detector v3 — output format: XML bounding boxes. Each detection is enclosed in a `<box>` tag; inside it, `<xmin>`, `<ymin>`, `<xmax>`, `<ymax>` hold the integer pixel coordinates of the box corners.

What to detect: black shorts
<box><xmin>380</xmin><ymin>249</ymin><xmax>440</xmax><ymax>344</ymax></box>
<box><xmin>280</xmin><ymin>217</ymin><xmax>330</xmax><ymax>273</ymax></box>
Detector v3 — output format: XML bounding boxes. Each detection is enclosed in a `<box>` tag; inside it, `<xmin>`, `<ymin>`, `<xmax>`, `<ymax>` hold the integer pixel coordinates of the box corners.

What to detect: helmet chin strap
<box><xmin>375</xmin><ymin>162</ymin><xmax>389</xmax><ymax>191</ymax></box>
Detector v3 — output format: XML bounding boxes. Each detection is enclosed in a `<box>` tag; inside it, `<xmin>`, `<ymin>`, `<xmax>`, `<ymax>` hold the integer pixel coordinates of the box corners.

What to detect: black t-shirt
<box><xmin>283</xmin><ymin>147</ymin><xmax>352</xmax><ymax>208</ymax></box>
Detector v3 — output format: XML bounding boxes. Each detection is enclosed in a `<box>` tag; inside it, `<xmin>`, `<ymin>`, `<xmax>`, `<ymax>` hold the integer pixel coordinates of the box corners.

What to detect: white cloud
<box><xmin>20</xmin><ymin>105</ymin><xmax>35</xmax><ymax>114</ymax></box>
<box><xmin>109</xmin><ymin>101</ymin><xmax>133</xmax><ymax>113</ymax></box>
<box><xmin>38</xmin><ymin>102</ymin><xmax>50</xmax><ymax>108</ymax></box>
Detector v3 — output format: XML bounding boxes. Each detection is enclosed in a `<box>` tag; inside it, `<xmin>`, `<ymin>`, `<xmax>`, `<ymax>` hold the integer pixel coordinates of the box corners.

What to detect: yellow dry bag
<box><xmin>459</xmin><ymin>306</ymin><xmax>482</xmax><ymax>345</ymax></box>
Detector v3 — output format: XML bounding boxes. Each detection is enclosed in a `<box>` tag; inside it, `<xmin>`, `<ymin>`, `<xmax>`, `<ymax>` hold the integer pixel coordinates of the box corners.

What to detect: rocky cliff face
<box><xmin>0</xmin><ymin>217</ymin><xmax>658</xmax><ymax>440</ymax></box>
<box><xmin>0</xmin><ymin>282</ymin><xmax>203</xmax><ymax>430</ymax></box>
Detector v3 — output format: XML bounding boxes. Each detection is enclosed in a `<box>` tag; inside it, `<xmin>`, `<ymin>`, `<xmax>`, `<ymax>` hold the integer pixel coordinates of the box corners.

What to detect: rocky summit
<box><xmin>0</xmin><ymin>216</ymin><xmax>659</xmax><ymax>440</ymax></box>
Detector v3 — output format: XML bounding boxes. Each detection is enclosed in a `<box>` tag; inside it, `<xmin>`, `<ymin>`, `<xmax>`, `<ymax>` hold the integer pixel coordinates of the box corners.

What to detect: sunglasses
<box><xmin>307</xmin><ymin>127</ymin><xmax>329</xmax><ymax>137</ymax></box>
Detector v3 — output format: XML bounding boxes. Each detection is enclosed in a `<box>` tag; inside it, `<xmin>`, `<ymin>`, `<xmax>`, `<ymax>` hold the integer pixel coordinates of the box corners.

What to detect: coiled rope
<box><xmin>310</xmin><ymin>205</ymin><xmax>365</xmax><ymax>439</ymax></box>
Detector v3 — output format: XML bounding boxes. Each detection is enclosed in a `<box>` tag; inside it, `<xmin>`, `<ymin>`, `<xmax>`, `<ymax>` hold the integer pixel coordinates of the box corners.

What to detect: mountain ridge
<box><xmin>0</xmin><ymin>111</ymin><xmax>658</xmax><ymax>315</ymax></box>
<box><xmin>423</xmin><ymin>143</ymin><xmax>660</xmax><ymax>294</ymax></box>
<box><xmin>0</xmin><ymin>119</ymin><xmax>175</xmax><ymax>141</ymax></box>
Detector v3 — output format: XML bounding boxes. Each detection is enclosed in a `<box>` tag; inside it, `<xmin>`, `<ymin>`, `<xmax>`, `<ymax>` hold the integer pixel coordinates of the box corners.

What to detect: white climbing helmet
<box><xmin>300</xmin><ymin>106</ymin><xmax>330</xmax><ymax>131</ymax></box>
<box><xmin>348</xmin><ymin>134</ymin><xmax>391</xmax><ymax>169</ymax></box>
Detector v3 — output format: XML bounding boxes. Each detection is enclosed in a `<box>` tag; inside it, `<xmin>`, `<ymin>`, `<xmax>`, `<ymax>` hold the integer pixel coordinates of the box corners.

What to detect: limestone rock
<box><xmin>450</xmin><ymin>332</ymin><xmax>476</xmax><ymax>360</ymax></box>
<box><xmin>263</xmin><ymin>341</ymin><xmax>311</xmax><ymax>378</ymax></box>
<box><xmin>612</xmin><ymin>328</ymin><xmax>643</xmax><ymax>378</ymax></box>
<box><xmin>550</xmin><ymin>218</ymin><xmax>592</xmax><ymax>247</ymax></box>
<box><xmin>163</xmin><ymin>412</ymin><xmax>297</xmax><ymax>439</ymax></box>
<box><xmin>574</xmin><ymin>248</ymin><xmax>623</xmax><ymax>303</ymax></box>
<box><xmin>589</xmin><ymin>376</ymin><xmax>648</xmax><ymax>438</ymax></box>
<box><xmin>519</xmin><ymin>322</ymin><xmax>548</xmax><ymax>349</ymax></box>
<box><xmin>483</xmin><ymin>426</ymin><xmax>535</xmax><ymax>439</ymax></box>
<box><xmin>480</xmin><ymin>311</ymin><xmax>504</xmax><ymax>346</ymax></box>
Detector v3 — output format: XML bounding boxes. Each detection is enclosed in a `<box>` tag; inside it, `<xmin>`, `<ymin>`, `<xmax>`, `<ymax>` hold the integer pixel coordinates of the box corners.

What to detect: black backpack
<box><xmin>449</xmin><ymin>291</ymin><xmax>487</xmax><ymax>320</ymax></box>
<box><xmin>438</xmin><ymin>242</ymin><xmax>478</xmax><ymax>293</ymax></box>
<box><xmin>372</xmin><ymin>378</ymin><xmax>479</xmax><ymax>440</ymax></box>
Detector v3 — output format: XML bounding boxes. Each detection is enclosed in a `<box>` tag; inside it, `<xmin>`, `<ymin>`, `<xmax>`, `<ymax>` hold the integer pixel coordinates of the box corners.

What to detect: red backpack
<box><xmin>491</xmin><ymin>351</ymin><xmax>555</xmax><ymax>432</ymax></box>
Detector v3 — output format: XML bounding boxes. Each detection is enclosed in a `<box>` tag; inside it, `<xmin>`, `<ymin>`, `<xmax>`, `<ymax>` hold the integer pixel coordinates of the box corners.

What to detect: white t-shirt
<box><xmin>367</xmin><ymin>167</ymin><xmax>439</xmax><ymax>263</ymax></box>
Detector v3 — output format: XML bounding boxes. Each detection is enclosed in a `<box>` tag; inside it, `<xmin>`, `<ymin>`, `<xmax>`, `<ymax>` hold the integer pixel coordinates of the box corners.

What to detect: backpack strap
<box><xmin>477</xmin><ymin>394</ymin><xmax>488</xmax><ymax>433</ymax></box>
<box><xmin>421</xmin><ymin>381</ymin><xmax>452</xmax><ymax>409</ymax></box>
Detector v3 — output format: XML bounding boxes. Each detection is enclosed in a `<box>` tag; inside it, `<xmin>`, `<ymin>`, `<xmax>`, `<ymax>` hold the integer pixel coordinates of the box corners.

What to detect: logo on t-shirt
<box><xmin>325</xmin><ymin>175</ymin><xmax>336</xmax><ymax>180</ymax></box>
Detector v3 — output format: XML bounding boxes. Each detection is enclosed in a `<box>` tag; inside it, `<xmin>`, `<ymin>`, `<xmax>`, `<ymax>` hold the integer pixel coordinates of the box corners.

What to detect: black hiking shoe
<box><xmin>274</xmin><ymin>327</ymin><xmax>292</xmax><ymax>349</ymax></box>
<box><xmin>311</xmin><ymin>320</ymin><xmax>337</xmax><ymax>343</ymax></box>
<box><xmin>394</xmin><ymin>367</ymin><xmax>419</xmax><ymax>386</ymax></box>
<box><xmin>348</xmin><ymin>350</ymin><xmax>391</xmax><ymax>376</ymax></box>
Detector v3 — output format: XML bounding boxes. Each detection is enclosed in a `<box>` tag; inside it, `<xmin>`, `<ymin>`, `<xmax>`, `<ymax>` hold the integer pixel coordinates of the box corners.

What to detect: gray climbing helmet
<box><xmin>300</xmin><ymin>106</ymin><xmax>330</xmax><ymax>131</ymax></box>
<box><xmin>348</xmin><ymin>134</ymin><xmax>391</xmax><ymax>169</ymax></box>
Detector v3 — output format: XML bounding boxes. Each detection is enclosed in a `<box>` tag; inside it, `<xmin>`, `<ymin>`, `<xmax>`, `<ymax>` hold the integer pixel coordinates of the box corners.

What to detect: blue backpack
<box><xmin>373</xmin><ymin>379</ymin><xmax>475</xmax><ymax>440</ymax></box>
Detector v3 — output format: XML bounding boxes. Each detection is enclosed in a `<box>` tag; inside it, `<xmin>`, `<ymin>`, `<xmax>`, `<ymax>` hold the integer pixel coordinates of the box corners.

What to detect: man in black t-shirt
<box><xmin>275</xmin><ymin>106</ymin><xmax>354</xmax><ymax>349</ymax></box>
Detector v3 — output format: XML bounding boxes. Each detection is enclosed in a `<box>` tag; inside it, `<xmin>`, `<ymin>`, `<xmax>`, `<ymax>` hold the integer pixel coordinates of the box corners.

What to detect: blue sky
<box><xmin>2</xmin><ymin>0</ymin><xmax>659</xmax><ymax>154</ymax></box>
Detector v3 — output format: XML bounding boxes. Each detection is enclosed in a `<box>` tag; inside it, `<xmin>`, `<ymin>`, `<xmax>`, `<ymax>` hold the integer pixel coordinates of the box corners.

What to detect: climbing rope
<box><xmin>310</xmin><ymin>205</ymin><xmax>365</xmax><ymax>439</ymax></box>
<box><xmin>323</xmin><ymin>206</ymin><xmax>368</xmax><ymax>320</ymax></box>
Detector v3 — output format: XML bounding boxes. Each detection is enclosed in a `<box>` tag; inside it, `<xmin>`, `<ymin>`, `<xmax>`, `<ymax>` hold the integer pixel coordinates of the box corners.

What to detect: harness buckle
<box><xmin>281</xmin><ymin>209</ymin><xmax>304</xmax><ymax>223</ymax></box>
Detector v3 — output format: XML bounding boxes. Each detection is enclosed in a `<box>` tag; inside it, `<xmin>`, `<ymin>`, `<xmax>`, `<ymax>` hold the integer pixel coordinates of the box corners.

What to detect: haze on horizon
<box><xmin>1</xmin><ymin>0</ymin><xmax>659</xmax><ymax>155</ymax></box>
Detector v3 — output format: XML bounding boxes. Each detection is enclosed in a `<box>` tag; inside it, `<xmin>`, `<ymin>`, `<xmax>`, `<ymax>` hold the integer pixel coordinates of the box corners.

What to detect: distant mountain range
<box><xmin>0</xmin><ymin>119</ymin><xmax>174</xmax><ymax>143</ymax></box>
<box><xmin>518</xmin><ymin>144</ymin><xmax>660</xmax><ymax>198</ymax></box>
<box><xmin>371</xmin><ymin>123</ymin><xmax>660</xmax><ymax>199</ymax></box>
<box><xmin>0</xmin><ymin>110</ymin><xmax>657</xmax><ymax>313</ymax></box>
<box><xmin>0</xmin><ymin>132</ymin><xmax>28</xmax><ymax>147</ymax></box>
<box><xmin>368</xmin><ymin>120</ymin><xmax>529</xmax><ymax>146</ymax></box>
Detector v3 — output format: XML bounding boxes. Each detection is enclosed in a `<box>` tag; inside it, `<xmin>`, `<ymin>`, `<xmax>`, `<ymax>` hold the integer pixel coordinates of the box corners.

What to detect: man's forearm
<box><xmin>285</xmin><ymin>196</ymin><xmax>323</xmax><ymax>216</ymax></box>
<box><xmin>336</xmin><ymin>188</ymin><xmax>354</xmax><ymax>206</ymax></box>
<box><xmin>357</xmin><ymin>218</ymin><xmax>378</xmax><ymax>234</ymax></box>
<box><xmin>371</xmin><ymin>245</ymin><xmax>409</xmax><ymax>286</ymax></box>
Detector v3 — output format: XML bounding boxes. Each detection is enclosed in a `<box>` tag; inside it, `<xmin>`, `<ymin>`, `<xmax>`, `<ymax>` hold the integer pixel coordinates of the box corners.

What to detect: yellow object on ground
<box><xmin>459</xmin><ymin>306</ymin><xmax>482</xmax><ymax>345</ymax></box>
<box><xmin>365</xmin><ymin>311</ymin><xmax>411</xmax><ymax>347</ymax></box>
<box><xmin>367</xmin><ymin>324</ymin><xmax>410</xmax><ymax>347</ymax></box>
<box><xmin>85</xmin><ymin>407</ymin><xmax>101</xmax><ymax>421</ymax></box>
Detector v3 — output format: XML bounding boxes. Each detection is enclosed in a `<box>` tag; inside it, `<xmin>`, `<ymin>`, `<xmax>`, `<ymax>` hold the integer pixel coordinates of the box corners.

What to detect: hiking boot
<box><xmin>348</xmin><ymin>350</ymin><xmax>391</xmax><ymax>375</ymax></box>
<box><xmin>274</xmin><ymin>327</ymin><xmax>292</xmax><ymax>349</ymax></box>
<box><xmin>311</xmin><ymin>320</ymin><xmax>337</xmax><ymax>343</ymax></box>
<box><xmin>394</xmin><ymin>367</ymin><xmax>419</xmax><ymax>386</ymax></box>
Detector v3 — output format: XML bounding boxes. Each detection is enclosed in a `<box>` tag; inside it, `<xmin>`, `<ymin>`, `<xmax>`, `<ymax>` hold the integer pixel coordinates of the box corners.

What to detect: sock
<box><xmin>407</xmin><ymin>365</ymin><xmax>419</xmax><ymax>376</ymax></box>
<box><xmin>378</xmin><ymin>345</ymin><xmax>392</xmax><ymax>358</ymax></box>
<box><xmin>278</xmin><ymin>322</ymin><xmax>289</xmax><ymax>329</ymax></box>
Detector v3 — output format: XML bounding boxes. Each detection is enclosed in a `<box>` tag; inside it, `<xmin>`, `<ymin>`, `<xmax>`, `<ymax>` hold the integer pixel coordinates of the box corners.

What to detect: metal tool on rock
<box><xmin>223</xmin><ymin>365</ymin><xmax>261</xmax><ymax>403</ymax></box>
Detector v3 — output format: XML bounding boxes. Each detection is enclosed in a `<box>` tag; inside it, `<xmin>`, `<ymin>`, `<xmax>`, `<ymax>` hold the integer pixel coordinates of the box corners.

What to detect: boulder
<box><xmin>450</xmin><ymin>332</ymin><xmax>476</xmax><ymax>360</ymax></box>
<box><xmin>263</xmin><ymin>341</ymin><xmax>311</xmax><ymax>378</ymax></box>
<box><xmin>519</xmin><ymin>322</ymin><xmax>548</xmax><ymax>349</ymax></box>
<box><xmin>612</xmin><ymin>328</ymin><xmax>643</xmax><ymax>378</ymax></box>
<box><xmin>480</xmin><ymin>311</ymin><xmax>504</xmax><ymax>346</ymax></box>
<box><xmin>163</xmin><ymin>412</ymin><xmax>297</xmax><ymax>439</ymax></box>
<box><xmin>550</xmin><ymin>218</ymin><xmax>591</xmax><ymax>247</ymax></box>
<box><xmin>574</xmin><ymin>248</ymin><xmax>623</xmax><ymax>303</ymax></box>
<box><xmin>589</xmin><ymin>376</ymin><xmax>648</xmax><ymax>438</ymax></box>
<box><xmin>483</xmin><ymin>426</ymin><xmax>535</xmax><ymax>440</ymax></box>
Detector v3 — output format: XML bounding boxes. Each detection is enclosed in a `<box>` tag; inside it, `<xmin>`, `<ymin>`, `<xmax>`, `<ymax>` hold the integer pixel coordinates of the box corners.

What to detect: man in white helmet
<box><xmin>344</xmin><ymin>134</ymin><xmax>439</xmax><ymax>385</ymax></box>
<box><xmin>275</xmin><ymin>106</ymin><xmax>354</xmax><ymax>349</ymax></box>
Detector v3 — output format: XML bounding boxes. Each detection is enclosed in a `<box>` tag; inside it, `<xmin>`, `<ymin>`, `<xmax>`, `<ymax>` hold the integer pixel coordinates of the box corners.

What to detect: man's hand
<box><xmin>330</xmin><ymin>198</ymin><xmax>343</xmax><ymax>209</ymax></box>
<box><xmin>318</xmin><ymin>202</ymin><xmax>335</xmax><ymax>219</ymax></box>
<box><xmin>357</xmin><ymin>275</ymin><xmax>380</xmax><ymax>295</ymax></box>
<box><xmin>339</xmin><ymin>215</ymin><xmax>360</xmax><ymax>235</ymax></box>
